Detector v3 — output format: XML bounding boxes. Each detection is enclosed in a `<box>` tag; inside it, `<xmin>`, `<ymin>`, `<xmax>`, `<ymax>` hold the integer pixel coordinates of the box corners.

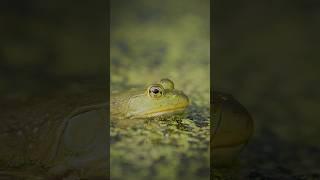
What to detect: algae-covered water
<box><xmin>110</xmin><ymin>0</ymin><xmax>210</xmax><ymax>179</ymax></box>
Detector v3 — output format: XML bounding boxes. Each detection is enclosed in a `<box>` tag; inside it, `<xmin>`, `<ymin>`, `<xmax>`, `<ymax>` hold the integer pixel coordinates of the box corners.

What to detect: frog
<box><xmin>110</xmin><ymin>78</ymin><xmax>190</xmax><ymax>127</ymax></box>
<box><xmin>212</xmin><ymin>91</ymin><xmax>254</xmax><ymax>167</ymax></box>
<box><xmin>0</xmin><ymin>78</ymin><xmax>190</xmax><ymax>179</ymax></box>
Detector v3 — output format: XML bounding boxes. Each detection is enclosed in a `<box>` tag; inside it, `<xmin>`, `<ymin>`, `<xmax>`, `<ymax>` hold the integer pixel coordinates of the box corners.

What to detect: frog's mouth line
<box><xmin>142</xmin><ymin>106</ymin><xmax>187</xmax><ymax>118</ymax></box>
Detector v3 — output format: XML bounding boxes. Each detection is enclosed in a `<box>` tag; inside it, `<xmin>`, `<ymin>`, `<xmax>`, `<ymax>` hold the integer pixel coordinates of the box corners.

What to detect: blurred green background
<box><xmin>0</xmin><ymin>1</ymin><xmax>107</xmax><ymax>96</ymax></box>
<box><xmin>110</xmin><ymin>0</ymin><xmax>210</xmax><ymax>180</ymax></box>
<box><xmin>214</xmin><ymin>0</ymin><xmax>320</xmax><ymax>179</ymax></box>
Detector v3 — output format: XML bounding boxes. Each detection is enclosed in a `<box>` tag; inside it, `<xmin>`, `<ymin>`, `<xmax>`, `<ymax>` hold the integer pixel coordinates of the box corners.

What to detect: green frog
<box><xmin>110</xmin><ymin>78</ymin><xmax>189</xmax><ymax>127</ymax></box>
<box><xmin>0</xmin><ymin>78</ymin><xmax>190</xmax><ymax>179</ymax></box>
<box><xmin>212</xmin><ymin>92</ymin><xmax>254</xmax><ymax>167</ymax></box>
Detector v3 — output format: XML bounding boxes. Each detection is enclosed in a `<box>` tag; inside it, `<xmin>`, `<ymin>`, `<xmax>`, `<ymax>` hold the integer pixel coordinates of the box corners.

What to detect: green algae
<box><xmin>110</xmin><ymin>114</ymin><xmax>210</xmax><ymax>180</ymax></box>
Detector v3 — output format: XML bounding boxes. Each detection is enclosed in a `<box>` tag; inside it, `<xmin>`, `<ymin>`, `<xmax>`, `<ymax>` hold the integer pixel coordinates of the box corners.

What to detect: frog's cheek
<box><xmin>63</xmin><ymin>108</ymin><xmax>107</xmax><ymax>153</ymax></box>
<box><xmin>126</xmin><ymin>96</ymin><xmax>149</xmax><ymax>118</ymax></box>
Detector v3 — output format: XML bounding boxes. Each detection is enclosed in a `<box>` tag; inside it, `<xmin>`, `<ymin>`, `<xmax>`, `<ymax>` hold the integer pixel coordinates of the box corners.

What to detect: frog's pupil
<box><xmin>153</xmin><ymin>88</ymin><xmax>159</xmax><ymax>94</ymax></box>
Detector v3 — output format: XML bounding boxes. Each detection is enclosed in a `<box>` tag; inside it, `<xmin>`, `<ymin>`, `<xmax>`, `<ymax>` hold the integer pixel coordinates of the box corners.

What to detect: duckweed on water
<box><xmin>110</xmin><ymin>115</ymin><xmax>210</xmax><ymax>180</ymax></box>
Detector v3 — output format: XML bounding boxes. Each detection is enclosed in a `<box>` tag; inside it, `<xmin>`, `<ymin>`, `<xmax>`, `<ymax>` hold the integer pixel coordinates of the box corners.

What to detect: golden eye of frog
<box><xmin>111</xmin><ymin>78</ymin><xmax>190</xmax><ymax>120</ymax></box>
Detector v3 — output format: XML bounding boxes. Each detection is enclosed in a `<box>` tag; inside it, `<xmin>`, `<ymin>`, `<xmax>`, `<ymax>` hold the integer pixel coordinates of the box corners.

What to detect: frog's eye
<box><xmin>160</xmin><ymin>78</ymin><xmax>174</xmax><ymax>90</ymax></box>
<box><xmin>148</xmin><ymin>85</ymin><xmax>164</xmax><ymax>98</ymax></box>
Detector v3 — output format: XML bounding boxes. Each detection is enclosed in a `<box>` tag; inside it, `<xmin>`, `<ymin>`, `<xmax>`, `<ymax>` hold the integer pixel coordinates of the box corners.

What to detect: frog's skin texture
<box><xmin>212</xmin><ymin>92</ymin><xmax>254</xmax><ymax>167</ymax></box>
<box><xmin>0</xmin><ymin>78</ymin><xmax>189</xmax><ymax>179</ymax></box>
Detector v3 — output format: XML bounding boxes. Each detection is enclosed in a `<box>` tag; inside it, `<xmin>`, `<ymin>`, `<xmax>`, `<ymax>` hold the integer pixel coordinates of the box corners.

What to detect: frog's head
<box><xmin>126</xmin><ymin>78</ymin><xmax>189</xmax><ymax>119</ymax></box>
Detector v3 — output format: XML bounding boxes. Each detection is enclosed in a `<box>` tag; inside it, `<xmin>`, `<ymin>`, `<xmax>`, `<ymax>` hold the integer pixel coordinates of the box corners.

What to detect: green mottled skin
<box><xmin>212</xmin><ymin>92</ymin><xmax>254</xmax><ymax>167</ymax></box>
